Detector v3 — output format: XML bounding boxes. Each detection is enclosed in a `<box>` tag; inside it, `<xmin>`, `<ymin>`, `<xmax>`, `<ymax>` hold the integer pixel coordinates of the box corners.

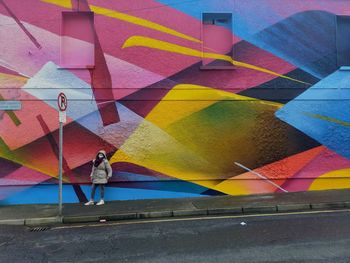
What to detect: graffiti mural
<box><xmin>1</xmin><ymin>0</ymin><xmax>350</xmax><ymax>204</ymax></box>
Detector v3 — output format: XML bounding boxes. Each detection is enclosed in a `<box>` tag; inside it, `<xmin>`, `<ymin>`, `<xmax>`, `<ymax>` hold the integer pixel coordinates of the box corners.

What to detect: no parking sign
<box><xmin>57</xmin><ymin>92</ymin><xmax>67</xmax><ymax>123</ymax></box>
<box><xmin>57</xmin><ymin>92</ymin><xmax>67</xmax><ymax>216</ymax></box>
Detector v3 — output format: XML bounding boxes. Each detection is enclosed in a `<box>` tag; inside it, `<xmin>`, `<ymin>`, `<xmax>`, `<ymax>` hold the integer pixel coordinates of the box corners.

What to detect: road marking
<box><xmin>51</xmin><ymin>209</ymin><xmax>350</xmax><ymax>231</ymax></box>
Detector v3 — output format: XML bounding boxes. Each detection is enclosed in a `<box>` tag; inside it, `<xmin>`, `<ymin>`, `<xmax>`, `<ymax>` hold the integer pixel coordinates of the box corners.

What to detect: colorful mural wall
<box><xmin>1</xmin><ymin>0</ymin><xmax>350</xmax><ymax>204</ymax></box>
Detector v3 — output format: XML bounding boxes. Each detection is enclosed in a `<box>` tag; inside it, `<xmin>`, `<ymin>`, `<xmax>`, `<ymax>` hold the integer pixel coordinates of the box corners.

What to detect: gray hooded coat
<box><xmin>90</xmin><ymin>150</ymin><xmax>113</xmax><ymax>184</ymax></box>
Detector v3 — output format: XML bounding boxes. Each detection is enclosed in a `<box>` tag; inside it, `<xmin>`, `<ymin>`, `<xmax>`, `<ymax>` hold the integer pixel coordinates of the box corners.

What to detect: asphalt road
<box><xmin>1</xmin><ymin>210</ymin><xmax>350</xmax><ymax>262</ymax></box>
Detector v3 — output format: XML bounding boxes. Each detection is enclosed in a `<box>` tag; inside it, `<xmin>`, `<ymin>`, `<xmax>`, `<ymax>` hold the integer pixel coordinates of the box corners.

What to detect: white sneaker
<box><xmin>84</xmin><ymin>200</ymin><xmax>94</xmax><ymax>206</ymax></box>
<box><xmin>96</xmin><ymin>200</ymin><xmax>105</xmax><ymax>206</ymax></box>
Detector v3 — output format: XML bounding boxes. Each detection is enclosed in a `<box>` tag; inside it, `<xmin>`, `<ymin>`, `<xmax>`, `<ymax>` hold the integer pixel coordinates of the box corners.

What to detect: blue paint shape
<box><xmin>0</xmin><ymin>182</ymin><xmax>209</xmax><ymax>205</ymax></box>
<box><xmin>111</xmin><ymin>172</ymin><xmax>208</xmax><ymax>194</ymax></box>
<box><xmin>276</xmin><ymin>69</ymin><xmax>350</xmax><ymax>159</ymax></box>
<box><xmin>157</xmin><ymin>2</ymin><xmax>338</xmax><ymax>78</ymax></box>
<box><xmin>0</xmin><ymin>184</ymin><xmax>79</xmax><ymax>205</ymax></box>
<box><xmin>81</xmin><ymin>185</ymin><xmax>205</xmax><ymax>202</ymax></box>
<box><xmin>249</xmin><ymin>10</ymin><xmax>337</xmax><ymax>79</ymax></box>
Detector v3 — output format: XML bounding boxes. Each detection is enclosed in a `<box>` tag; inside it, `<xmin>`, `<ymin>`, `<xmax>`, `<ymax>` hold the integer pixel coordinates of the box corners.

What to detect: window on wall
<box><xmin>60</xmin><ymin>11</ymin><xmax>95</xmax><ymax>69</ymax></box>
<box><xmin>201</xmin><ymin>13</ymin><xmax>234</xmax><ymax>70</ymax></box>
<box><xmin>336</xmin><ymin>16</ymin><xmax>350</xmax><ymax>68</ymax></box>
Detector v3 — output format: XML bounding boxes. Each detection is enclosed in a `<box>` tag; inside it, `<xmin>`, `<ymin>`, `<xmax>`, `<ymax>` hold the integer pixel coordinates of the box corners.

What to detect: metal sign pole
<box><xmin>58</xmin><ymin>119</ymin><xmax>63</xmax><ymax>217</ymax></box>
<box><xmin>57</xmin><ymin>92</ymin><xmax>67</xmax><ymax>218</ymax></box>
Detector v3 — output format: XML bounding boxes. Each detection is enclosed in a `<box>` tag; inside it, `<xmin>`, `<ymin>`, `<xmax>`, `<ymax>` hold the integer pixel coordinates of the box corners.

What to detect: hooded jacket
<box><xmin>90</xmin><ymin>150</ymin><xmax>113</xmax><ymax>184</ymax></box>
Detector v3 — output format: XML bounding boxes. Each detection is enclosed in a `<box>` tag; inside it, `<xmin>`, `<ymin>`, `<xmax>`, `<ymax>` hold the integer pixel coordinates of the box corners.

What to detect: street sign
<box><xmin>59</xmin><ymin>110</ymin><xmax>66</xmax><ymax>123</ymax></box>
<box><xmin>57</xmin><ymin>92</ymin><xmax>67</xmax><ymax>111</ymax></box>
<box><xmin>57</xmin><ymin>92</ymin><xmax>67</xmax><ymax>217</ymax></box>
<box><xmin>0</xmin><ymin>100</ymin><xmax>21</xmax><ymax>110</ymax></box>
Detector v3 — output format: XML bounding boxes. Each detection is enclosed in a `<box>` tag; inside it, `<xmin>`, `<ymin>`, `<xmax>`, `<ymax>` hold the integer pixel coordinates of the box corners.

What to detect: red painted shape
<box><xmin>229</xmin><ymin>146</ymin><xmax>325</xmax><ymax>194</ymax></box>
<box><xmin>90</xmin><ymin>29</ymin><xmax>120</xmax><ymax>125</ymax></box>
<box><xmin>70</xmin><ymin>0</ymin><xmax>120</xmax><ymax>125</ymax></box>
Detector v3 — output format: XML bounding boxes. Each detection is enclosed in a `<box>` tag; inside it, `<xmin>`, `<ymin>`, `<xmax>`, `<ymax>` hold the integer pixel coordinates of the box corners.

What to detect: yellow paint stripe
<box><xmin>41</xmin><ymin>0</ymin><xmax>201</xmax><ymax>43</ymax></box>
<box><xmin>123</xmin><ymin>36</ymin><xmax>310</xmax><ymax>85</ymax></box>
<box><xmin>90</xmin><ymin>5</ymin><xmax>200</xmax><ymax>43</ymax></box>
<box><xmin>309</xmin><ymin>169</ymin><xmax>350</xmax><ymax>191</ymax></box>
<box><xmin>41</xmin><ymin>0</ymin><xmax>72</xmax><ymax>9</ymax></box>
<box><xmin>304</xmin><ymin>112</ymin><xmax>350</xmax><ymax>129</ymax></box>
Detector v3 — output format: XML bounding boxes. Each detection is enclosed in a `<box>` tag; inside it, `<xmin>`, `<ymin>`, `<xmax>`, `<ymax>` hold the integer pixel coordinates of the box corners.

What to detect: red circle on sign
<box><xmin>58</xmin><ymin>92</ymin><xmax>67</xmax><ymax>111</ymax></box>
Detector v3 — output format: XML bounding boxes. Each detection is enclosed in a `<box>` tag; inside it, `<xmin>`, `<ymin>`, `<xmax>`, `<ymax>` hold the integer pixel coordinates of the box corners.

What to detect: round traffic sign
<box><xmin>57</xmin><ymin>92</ymin><xmax>67</xmax><ymax>111</ymax></box>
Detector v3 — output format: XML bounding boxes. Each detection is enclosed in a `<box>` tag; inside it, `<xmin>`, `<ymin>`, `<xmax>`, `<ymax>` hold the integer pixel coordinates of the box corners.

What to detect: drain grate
<box><xmin>29</xmin><ymin>227</ymin><xmax>51</xmax><ymax>232</ymax></box>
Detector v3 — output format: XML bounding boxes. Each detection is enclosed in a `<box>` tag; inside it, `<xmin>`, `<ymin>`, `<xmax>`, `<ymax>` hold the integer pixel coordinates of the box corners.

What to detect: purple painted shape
<box><xmin>0</xmin><ymin>0</ymin><xmax>41</xmax><ymax>49</ymax></box>
<box><xmin>111</xmin><ymin>162</ymin><xmax>171</xmax><ymax>181</ymax></box>
<box><xmin>0</xmin><ymin>158</ymin><xmax>21</xmax><ymax>178</ymax></box>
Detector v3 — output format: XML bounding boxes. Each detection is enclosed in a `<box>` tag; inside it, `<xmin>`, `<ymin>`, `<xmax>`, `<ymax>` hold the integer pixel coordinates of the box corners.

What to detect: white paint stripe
<box><xmin>234</xmin><ymin>162</ymin><xmax>288</xmax><ymax>193</ymax></box>
<box><xmin>51</xmin><ymin>209</ymin><xmax>350</xmax><ymax>231</ymax></box>
<box><xmin>0</xmin><ymin>58</ymin><xmax>30</xmax><ymax>78</ymax></box>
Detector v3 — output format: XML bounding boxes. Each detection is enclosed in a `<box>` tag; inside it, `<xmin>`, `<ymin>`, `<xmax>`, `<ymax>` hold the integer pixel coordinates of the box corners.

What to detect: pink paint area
<box><xmin>104</xmin><ymin>54</ymin><xmax>164</xmax><ymax>99</ymax></box>
<box><xmin>0</xmin><ymin>14</ymin><xmax>60</xmax><ymax>77</ymax></box>
<box><xmin>0</xmin><ymin>13</ymin><xmax>164</xmax><ymax>94</ymax></box>
<box><xmin>2</xmin><ymin>0</ymin><xmax>202</xmax><ymax>77</ymax></box>
<box><xmin>202</xmin><ymin>24</ymin><xmax>233</xmax><ymax>66</ymax></box>
<box><xmin>61</xmin><ymin>11</ymin><xmax>95</xmax><ymax>68</ymax></box>
<box><xmin>61</xmin><ymin>36</ymin><xmax>94</xmax><ymax>68</ymax></box>
<box><xmin>1</xmin><ymin>0</ymin><xmax>289</xmax><ymax>87</ymax></box>
<box><xmin>0</xmin><ymin>166</ymin><xmax>51</xmax><ymax>185</ymax></box>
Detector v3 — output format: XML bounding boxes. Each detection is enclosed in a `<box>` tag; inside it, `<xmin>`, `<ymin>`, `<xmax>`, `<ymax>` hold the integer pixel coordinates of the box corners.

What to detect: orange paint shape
<box><xmin>214</xmin><ymin>146</ymin><xmax>325</xmax><ymax>195</ymax></box>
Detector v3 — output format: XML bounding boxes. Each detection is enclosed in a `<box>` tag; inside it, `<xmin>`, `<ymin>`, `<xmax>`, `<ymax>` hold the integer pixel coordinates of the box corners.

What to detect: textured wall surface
<box><xmin>1</xmin><ymin>0</ymin><xmax>350</xmax><ymax>204</ymax></box>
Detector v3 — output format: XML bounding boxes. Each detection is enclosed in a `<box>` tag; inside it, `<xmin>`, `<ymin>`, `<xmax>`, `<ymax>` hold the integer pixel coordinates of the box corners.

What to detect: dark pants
<box><xmin>90</xmin><ymin>184</ymin><xmax>105</xmax><ymax>200</ymax></box>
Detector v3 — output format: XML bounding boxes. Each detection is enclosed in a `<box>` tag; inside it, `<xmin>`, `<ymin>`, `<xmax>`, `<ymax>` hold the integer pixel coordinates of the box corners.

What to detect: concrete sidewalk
<box><xmin>1</xmin><ymin>189</ymin><xmax>350</xmax><ymax>226</ymax></box>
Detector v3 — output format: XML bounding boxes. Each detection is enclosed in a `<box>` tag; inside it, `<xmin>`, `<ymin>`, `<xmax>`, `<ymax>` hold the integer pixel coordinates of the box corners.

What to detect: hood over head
<box><xmin>94</xmin><ymin>150</ymin><xmax>107</xmax><ymax>167</ymax></box>
<box><xmin>97</xmin><ymin>150</ymin><xmax>107</xmax><ymax>158</ymax></box>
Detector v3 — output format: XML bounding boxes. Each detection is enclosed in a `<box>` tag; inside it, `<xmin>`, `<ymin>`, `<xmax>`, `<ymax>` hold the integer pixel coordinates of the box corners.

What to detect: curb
<box><xmin>277</xmin><ymin>203</ymin><xmax>311</xmax><ymax>212</ymax></box>
<box><xmin>243</xmin><ymin>205</ymin><xmax>277</xmax><ymax>214</ymax></box>
<box><xmin>25</xmin><ymin>217</ymin><xmax>62</xmax><ymax>226</ymax></box>
<box><xmin>173</xmin><ymin>209</ymin><xmax>207</xmax><ymax>217</ymax></box>
<box><xmin>0</xmin><ymin>219</ymin><xmax>25</xmax><ymax>225</ymax></box>
<box><xmin>207</xmin><ymin>207</ymin><xmax>242</xmax><ymax>215</ymax></box>
<box><xmin>1</xmin><ymin>201</ymin><xmax>349</xmax><ymax>226</ymax></box>
<box><xmin>138</xmin><ymin>211</ymin><xmax>173</xmax><ymax>219</ymax></box>
<box><xmin>310</xmin><ymin>202</ymin><xmax>345</xmax><ymax>210</ymax></box>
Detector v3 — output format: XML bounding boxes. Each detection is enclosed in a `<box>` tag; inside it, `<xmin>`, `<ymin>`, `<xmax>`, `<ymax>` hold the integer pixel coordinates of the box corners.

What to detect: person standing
<box><xmin>85</xmin><ymin>150</ymin><xmax>112</xmax><ymax>206</ymax></box>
